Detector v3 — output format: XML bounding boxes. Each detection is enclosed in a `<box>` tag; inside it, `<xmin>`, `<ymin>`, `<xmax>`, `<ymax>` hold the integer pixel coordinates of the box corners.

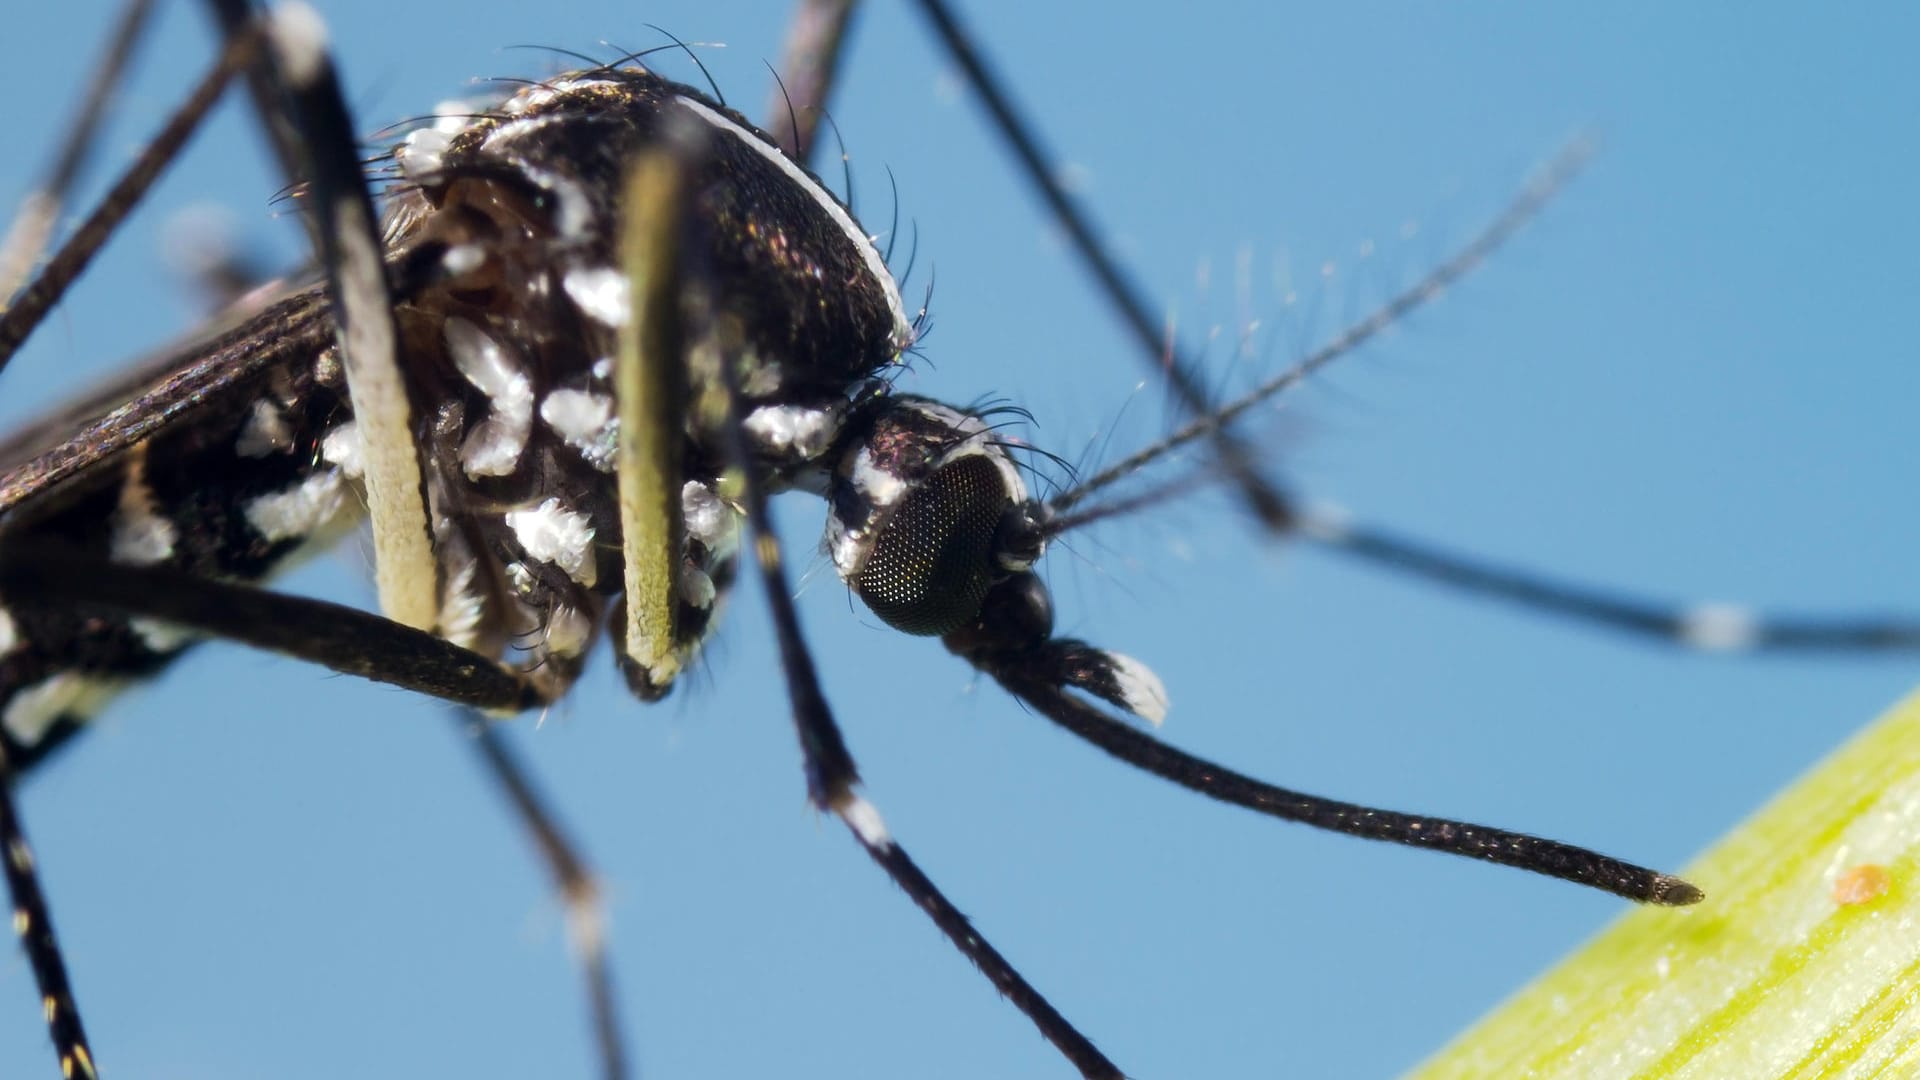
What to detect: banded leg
<box><xmin>0</xmin><ymin>0</ymin><xmax>157</xmax><ymax>305</ymax></box>
<box><xmin>0</xmin><ymin>24</ymin><xmax>281</xmax><ymax>1073</ymax></box>
<box><xmin>0</xmin><ymin>558</ymin><xmax>488</xmax><ymax>1073</ymax></box>
<box><xmin>619</xmin><ymin>138</ymin><xmax>1123</xmax><ymax>1079</ymax></box>
<box><xmin>0</xmin><ymin>559</ymin><xmax>646</xmax><ymax>1080</ymax></box>
<box><xmin>190</xmin><ymin>7</ymin><xmax>632</xmax><ymax>1074</ymax></box>
<box><xmin>905</xmin><ymin>0</ymin><xmax>1920</xmax><ymax>659</ymax></box>
<box><xmin>909</xmin><ymin>0</ymin><xmax>1293</xmax><ymax>533</ymax></box>
<box><xmin>0</xmin><ymin>21</ymin><xmax>258</xmax><ymax>375</ymax></box>
<box><xmin>0</xmin><ymin>548</ymin><xmax>636</xmax><ymax>1079</ymax></box>
<box><xmin>0</xmin><ymin>549</ymin><xmax>625</xmax><ymax>1080</ymax></box>
<box><xmin>1295</xmin><ymin>509</ymin><xmax>1920</xmax><ymax>653</ymax></box>
<box><xmin>0</xmin><ymin>754</ymin><xmax>96</xmax><ymax>1080</ymax></box>
<box><xmin>455</xmin><ymin>711</ymin><xmax>627</xmax><ymax>1080</ymax></box>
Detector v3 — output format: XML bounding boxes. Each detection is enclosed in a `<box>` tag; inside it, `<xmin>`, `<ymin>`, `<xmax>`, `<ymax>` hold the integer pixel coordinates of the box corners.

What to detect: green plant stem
<box><xmin>1409</xmin><ymin>688</ymin><xmax>1920</xmax><ymax>1080</ymax></box>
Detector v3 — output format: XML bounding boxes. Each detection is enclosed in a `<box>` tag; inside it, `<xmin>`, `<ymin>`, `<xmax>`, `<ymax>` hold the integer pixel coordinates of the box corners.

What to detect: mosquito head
<box><xmin>825</xmin><ymin>395</ymin><xmax>1049</xmax><ymax>637</ymax></box>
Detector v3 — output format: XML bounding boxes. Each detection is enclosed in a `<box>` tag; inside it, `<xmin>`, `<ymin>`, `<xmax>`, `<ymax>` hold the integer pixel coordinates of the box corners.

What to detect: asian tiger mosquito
<box><xmin>1</xmin><ymin>2</ymin><xmax>1915</xmax><ymax>1078</ymax></box>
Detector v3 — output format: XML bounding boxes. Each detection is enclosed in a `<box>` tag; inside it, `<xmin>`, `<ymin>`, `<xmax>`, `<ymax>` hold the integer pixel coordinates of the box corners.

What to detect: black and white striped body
<box><xmin>0</xmin><ymin>287</ymin><xmax>350</xmax><ymax>768</ymax></box>
<box><xmin>18</xmin><ymin>9</ymin><xmax>1899</xmax><ymax>1076</ymax></box>
<box><xmin>0</xmin><ymin>66</ymin><xmax>924</xmax><ymax>768</ymax></box>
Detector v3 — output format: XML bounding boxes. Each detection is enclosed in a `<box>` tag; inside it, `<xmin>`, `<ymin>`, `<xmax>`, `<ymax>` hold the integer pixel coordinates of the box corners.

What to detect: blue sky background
<box><xmin>2</xmin><ymin>3</ymin><xmax>1917</xmax><ymax>1078</ymax></box>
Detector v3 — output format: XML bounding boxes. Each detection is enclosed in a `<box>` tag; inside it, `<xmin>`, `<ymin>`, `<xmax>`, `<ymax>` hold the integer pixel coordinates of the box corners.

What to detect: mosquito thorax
<box><xmin>825</xmin><ymin>395</ymin><xmax>1047</xmax><ymax>637</ymax></box>
<box><xmin>350</xmin><ymin>66</ymin><xmax>924</xmax><ymax>695</ymax></box>
<box><xmin>385</xmin><ymin>66</ymin><xmax>915</xmax><ymax>398</ymax></box>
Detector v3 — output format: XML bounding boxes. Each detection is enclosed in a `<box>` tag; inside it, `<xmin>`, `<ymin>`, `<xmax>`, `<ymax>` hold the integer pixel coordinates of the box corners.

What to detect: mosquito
<box><xmin>1</xmin><ymin>3</ymin><xmax>1914</xmax><ymax>1079</ymax></box>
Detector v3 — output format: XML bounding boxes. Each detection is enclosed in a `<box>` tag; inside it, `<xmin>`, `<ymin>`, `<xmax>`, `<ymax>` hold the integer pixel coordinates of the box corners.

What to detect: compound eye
<box><xmin>856</xmin><ymin>455</ymin><xmax>1009</xmax><ymax>636</ymax></box>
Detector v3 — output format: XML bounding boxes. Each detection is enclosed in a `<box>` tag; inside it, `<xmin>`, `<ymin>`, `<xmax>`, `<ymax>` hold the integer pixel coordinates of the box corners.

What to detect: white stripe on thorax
<box><xmin>672</xmin><ymin>96</ymin><xmax>914</xmax><ymax>350</ymax></box>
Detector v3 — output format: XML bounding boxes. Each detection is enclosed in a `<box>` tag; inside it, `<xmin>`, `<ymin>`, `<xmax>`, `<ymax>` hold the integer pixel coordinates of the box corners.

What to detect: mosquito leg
<box><xmin>611</xmin><ymin>144</ymin><xmax>690</xmax><ymax>696</ymax></box>
<box><xmin>1028</xmin><ymin>133</ymin><xmax>1920</xmax><ymax>655</ymax></box>
<box><xmin>910</xmin><ymin>0</ymin><xmax>1294</xmax><ymax>532</ymax></box>
<box><xmin>205</xmin><ymin>0</ymin><xmax>440</xmax><ymax>632</ymax></box>
<box><xmin>454</xmin><ymin>710</ymin><xmax>628</xmax><ymax>1080</ymax></box>
<box><xmin>0</xmin><ymin>20</ymin><xmax>261</xmax><ymax>1074</ymax></box>
<box><xmin>764</xmin><ymin>0</ymin><xmax>861</xmax><ymax>161</ymax></box>
<box><xmin>0</xmin><ymin>0</ymin><xmax>157</xmax><ymax>304</ymax></box>
<box><xmin>0</xmin><ymin>546</ymin><xmax>545</xmax><ymax>1079</ymax></box>
<box><xmin>0</xmin><ymin>20</ymin><xmax>257</xmax><ymax>375</ymax></box>
<box><xmin>86</xmin><ymin>16</ymin><xmax>617</xmax><ymax>1077</ymax></box>
<box><xmin>911</xmin><ymin>6</ymin><xmax>1918</xmax><ymax>663</ymax></box>
<box><xmin>1051</xmin><ymin>139</ymin><xmax>1596</xmax><ymax>517</ymax></box>
<box><xmin>906</xmin><ymin>7</ymin><xmax>1846</xmax><ymax>657</ymax></box>
<box><xmin>0</xmin><ymin>548</ymin><xmax>536</xmax><ymax>712</ymax></box>
<box><xmin>0</xmin><ymin>753</ymin><xmax>98</xmax><ymax>1080</ymax></box>
<box><xmin>1296</xmin><ymin>509</ymin><xmax>1920</xmax><ymax>653</ymax></box>
<box><xmin>621</xmin><ymin>142</ymin><xmax>1123</xmax><ymax>1079</ymax></box>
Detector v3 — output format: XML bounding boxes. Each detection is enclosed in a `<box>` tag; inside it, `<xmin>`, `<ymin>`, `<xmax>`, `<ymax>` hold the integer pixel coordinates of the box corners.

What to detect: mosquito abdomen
<box><xmin>0</xmin><ymin>286</ymin><xmax>360</xmax><ymax>772</ymax></box>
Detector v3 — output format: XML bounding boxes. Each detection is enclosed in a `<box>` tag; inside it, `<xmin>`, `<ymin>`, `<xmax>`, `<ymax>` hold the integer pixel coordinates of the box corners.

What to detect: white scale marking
<box><xmin>441</xmin><ymin>243</ymin><xmax>484</xmax><ymax>276</ymax></box>
<box><xmin>841</xmin><ymin>794</ymin><xmax>893</xmax><ymax>849</ymax></box>
<box><xmin>129</xmin><ymin>617</ymin><xmax>194</xmax><ymax>654</ymax></box>
<box><xmin>0</xmin><ymin>606</ymin><xmax>19</xmax><ymax>658</ymax></box>
<box><xmin>744</xmin><ymin>403</ymin><xmax>840</xmax><ymax>459</ymax></box>
<box><xmin>681</xmin><ymin>481</ymin><xmax>739</xmax><ymax>557</ymax></box>
<box><xmin>506</xmin><ymin>561</ymin><xmax>537</xmax><ymax>597</ymax></box>
<box><xmin>245</xmin><ymin>470</ymin><xmax>349</xmax><ymax>543</ymax></box>
<box><xmin>397</xmin><ymin>100</ymin><xmax>485</xmax><ymax>180</ymax></box>
<box><xmin>1103</xmin><ymin>652</ymin><xmax>1170</xmax><ymax>727</ymax></box>
<box><xmin>398</xmin><ymin>126</ymin><xmax>450</xmax><ymax>179</ymax></box>
<box><xmin>1679</xmin><ymin>602</ymin><xmax>1761</xmax><ymax>652</ymax></box>
<box><xmin>445</xmin><ymin>317</ymin><xmax>535</xmax><ymax>478</ymax></box>
<box><xmin>850</xmin><ymin>448</ymin><xmax>906</xmax><ymax>505</ymax></box>
<box><xmin>503</xmin><ymin>81</ymin><xmax>566</xmax><ymax>115</ymax></box>
<box><xmin>561</xmin><ymin>266</ymin><xmax>630</xmax><ymax>329</ymax></box>
<box><xmin>505</xmin><ymin>498</ymin><xmax>599</xmax><ymax>588</ymax></box>
<box><xmin>266</xmin><ymin>1</ymin><xmax>328</xmax><ymax>86</ymax></box>
<box><xmin>481</xmin><ymin>114</ymin><xmax>570</xmax><ymax>156</ymax></box>
<box><xmin>677</xmin><ymin>483</ymin><xmax>738</xmax><ymax>612</ymax></box>
<box><xmin>543</xmin><ymin>604</ymin><xmax>594</xmax><ymax>660</ymax></box>
<box><xmin>320</xmin><ymin>421</ymin><xmax>364</xmax><ymax>479</ymax></box>
<box><xmin>540</xmin><ymin>388</ymin><xmax>617</xmax><ymax>471</ymax></box>
<box><xmin>738</xmin><ymin>354</ymin><xmax>786</xmax><ymax>398</ymax></box>
<box><xmin>673</xmin><ymin>95</ymin><xmax>915</xmax><ymax>350</ymax></box>
<box><xmin>312</xmin><ymin>344</ymin><xmax>342</xmax><ymax>388</ymax></box>
<box><xmin>678</xmin><ymin>567</ymin><xmax>716</xmax><ymax>610</ymax></box>
<box><xmin>516</xmin><ymin>165</ymin><xmax>593</xmax><ymax>239</ymax></box>
<box><xmin>826</xmin><ymin>448</ymin><xmax>902</xmax><ymax>577</ymax></box>
<box><xmin>236</xmin><ymin>399</ymin><xmax>295</xmax><ymax>457</ymax></box>
<box><xmin>1297</xmin><ymin>501</ymin><xmax>1355</xmax><ymax>543</ymax></box>
<box><xmin>2</xmin><ymin>673</ymin><xmax>122</xmax><ymax>749</ymax></box>
<box><xmin>437</xmin><ymin>555</ymin><xmax>486</xmax><ymax>651</ymax></box>
<box><xmin>110</xmin><ymin>452</ymin><xmax>177</xmax><ymax>566</ymax></box>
